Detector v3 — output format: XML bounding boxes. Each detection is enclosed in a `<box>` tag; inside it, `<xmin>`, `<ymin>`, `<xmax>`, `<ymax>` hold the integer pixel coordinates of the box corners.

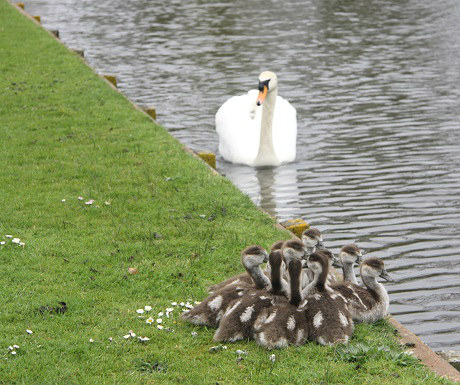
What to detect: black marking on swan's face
<box><xmin>258</xmin><ymin>78</ymin><xmax>270</xmax><ymax>91</ymax></box>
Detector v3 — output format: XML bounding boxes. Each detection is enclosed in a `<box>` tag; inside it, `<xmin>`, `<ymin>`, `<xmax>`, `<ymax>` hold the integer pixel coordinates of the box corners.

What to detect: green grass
<box><xmin>0</xmin><ymin>1</ymin><xmax>454</xmax><ymax>384</ymax></box>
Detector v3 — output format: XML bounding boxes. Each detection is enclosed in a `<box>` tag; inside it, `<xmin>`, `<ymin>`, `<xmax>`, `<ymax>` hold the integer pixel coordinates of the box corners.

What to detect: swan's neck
<box><xmin>342</xmin><ymin>262</ymin><xmax>358</xmax><ymax>285</ymax></box>
<box><xmin>254</xmin><ymin>90</ymin><xmax>277</xmax><ymax>166</ymax></box>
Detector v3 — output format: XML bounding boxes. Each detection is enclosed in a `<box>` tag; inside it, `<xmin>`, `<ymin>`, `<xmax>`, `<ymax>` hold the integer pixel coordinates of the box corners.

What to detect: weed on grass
<box><xmin>335</xmin><ymin>342</ymin><xmax>421</xmax><ymax>367</ymax></box>
<box><xmin>133</xmin><ymin>355</ymin><xmax>168</xmax><ymax>373</ymax></box>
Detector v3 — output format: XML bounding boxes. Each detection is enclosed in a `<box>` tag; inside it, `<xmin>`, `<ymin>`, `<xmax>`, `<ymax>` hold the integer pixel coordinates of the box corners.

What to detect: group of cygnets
<box><xmin>182</xmin><ymin>228</ymin><xmax>393</xmax><ymax>349</ymax></box>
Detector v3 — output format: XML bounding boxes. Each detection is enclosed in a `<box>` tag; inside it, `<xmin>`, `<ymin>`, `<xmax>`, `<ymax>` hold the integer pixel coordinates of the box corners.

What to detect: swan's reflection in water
<box><xmin>220</xmin><ymin>162</ymin><xmax>301</xmax><ymax>221</ymax></box>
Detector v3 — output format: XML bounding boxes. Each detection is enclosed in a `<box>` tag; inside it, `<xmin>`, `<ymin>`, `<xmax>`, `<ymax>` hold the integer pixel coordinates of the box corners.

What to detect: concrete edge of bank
<box><xmin>7</xmin><ymin>1</ymin><xmax>459</xmax><ymax>381</ymax></box>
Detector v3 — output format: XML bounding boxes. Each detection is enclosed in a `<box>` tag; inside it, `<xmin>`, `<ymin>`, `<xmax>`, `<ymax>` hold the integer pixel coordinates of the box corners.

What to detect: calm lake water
<box><xmin>25</xmin><ymin>0</ymin><xmax>460</xmax><ymax>351</ymax></box>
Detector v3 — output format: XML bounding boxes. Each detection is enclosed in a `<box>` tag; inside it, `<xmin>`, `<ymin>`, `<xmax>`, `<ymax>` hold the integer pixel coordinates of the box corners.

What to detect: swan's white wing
<box><xmin>215</xmin><ymin>90</ymin><xmax>262</xmax><ymax>165</ymax></box>
<box><xmin>272</xmin><ymin>95</ymin><xmax>297</xmax><ymax>163</ymax></box>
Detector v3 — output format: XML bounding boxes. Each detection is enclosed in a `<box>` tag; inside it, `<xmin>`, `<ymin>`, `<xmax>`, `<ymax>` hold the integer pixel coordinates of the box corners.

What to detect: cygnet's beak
<box><xmin>256</xmin><ymin>84</ymin><xmax>268</xmax><ymax>106</ymax></box>
<box><xmin>379</xmin><ymin>269</ymin><xmax>394</xmax><ymax>282</ymax></box>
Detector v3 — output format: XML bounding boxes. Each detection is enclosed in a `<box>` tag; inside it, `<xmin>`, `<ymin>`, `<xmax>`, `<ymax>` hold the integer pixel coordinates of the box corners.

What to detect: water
<box><xmin>24</xmin><ymin>0</ymin><xmax>460</xmax><ymax>351</ymax></box>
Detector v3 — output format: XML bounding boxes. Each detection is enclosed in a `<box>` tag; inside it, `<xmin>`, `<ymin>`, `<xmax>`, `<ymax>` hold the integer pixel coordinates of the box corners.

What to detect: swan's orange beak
<box><xmin>256</xmin><ymin>86</ymin><xmax>268</xmax><ymax>106</ymax></box>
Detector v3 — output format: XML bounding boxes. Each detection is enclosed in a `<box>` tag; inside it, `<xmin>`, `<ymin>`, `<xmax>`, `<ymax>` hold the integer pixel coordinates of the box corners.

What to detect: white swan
<box><xmin>215</xmin><ymin>71</ymin><xmax>297</xmax><ymax>167</ymax></box>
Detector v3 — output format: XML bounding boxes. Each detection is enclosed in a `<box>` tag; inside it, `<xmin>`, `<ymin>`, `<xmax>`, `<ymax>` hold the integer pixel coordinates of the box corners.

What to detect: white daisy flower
<box><xmin>185</xmin><ymin>302</ymin><xmax>193</xmax><ymax>309</ymax></box>
<box><xmin>19</xmin><ymin>242</ymin><xmax>25</xmax><ymax>247</ymax></box>
<box><xmin>269</xmin><ymin>354</ymin><xmax>276</xmax><ymax>363</ymax></box>
<box><xmin>8</xmin><ymin>346</ymin><xmax>14</xmax><ymax>351</ymax></box>
<box><xmin>194</xmin><ymin>301</ymin><xmax>201</xmax><ymax>305</ymax></box>
<box><xmin>12</xmin><ymin>238</ymin><xmax>20</xmax><ymax>244</ymax></box>
<box><xmin>61</xmin><ymin>199</ymin><xmax>66</xmax><ymax>202</ymax></box>
<box><xmin>156</xmin><ymin>318</ymin><xmax>162</xmax><ymax>324</ymax></box>
<box><xmin>104</xmin><ymin>201</ymin><xmax>111</xmax><ymax>205</ymax></box>
<box><xmin>129</xmin><ymin>331</ymin><xmax>136</xmax><ymax>337</ymax></box>
<box><xmin>11</xmin><ymin>351</ymin><xmax>17</xmax><ymax>355</ymax></box>
<box><xmin>157</xmin><ymin>325</ymin><xmax>163</xmax><ymax>330</ymax></box>
<box><xmin>138</xmin><ymin>336</ymin><xmax>150</xmax><ymax>342</ymax></box>
<box><xmin>26</xmin><ymin>329</ymin><xmax>33</xmax><ymax>334</ymax></box>
<box><xmin>166</xmin><ymin>307</ymin><xmax>174</xmax><ymax>312</ymax></box>
<box><xmin>85</xmin><ymin>199</ymin><xmax>94</xmax><ymax>205</ymax></box>
<box><xmin>146</xmin><ymin>317</ymin><xmax>154</xmax><ymax>325</ymax></box>
<box><xmin>236</xmin><ymin>350</ymin><xmax>248</xmax><ymax>355</ymax></box>
<box><xmin>171</xmin><ymin>302</ymin><xmax>177</xmax><ymax>306</ymax></box>
<box><xmin>158</xmin><ymin>312</ymin><xmax>164</xmax><ymax>317</ymax></box>
<box><xmin>13</xmin><ymin>345</ymin><xmax>19</xmax><ymax>349</ymax></box>
<box><xmin>179</xmin><ymin>302</ymin><xmax>185</xmax><ymax>307</ymax></box>
<box><xmin>89</xmin><ymin>338</ymin><xmax>94</xmax><ymax>343</ymax></box>
<box><xmin>108</xmin><ymin>337</ymin><xmax>113</xmax><ymax>342</ymax></box>
<box><xmin>5</xmin><ymin>235</ymin><xmax>12</xmax><ymax>238</ymax></box>
<box><xmin>123</xmin><ymin>334</ymin><xmax>131</xmax><ymax>339</ymax></box>
<box><xmin>191</xmin><ymin>331</ymin><xmax>198</xmax><ymax>337</ymax></box>
<box><xmin>0</xmin><ymin>241</ymin><xmax>6</xmax><ymax>245</ymax></box>
<box><xmin>78</xmin><ymin>196</ymin><xmax>84</xmax><ymax>200</ymax></box>
<box><xmin>136</xmin><ymin>309</ymin><xmax>145</xmax><ymax>314</ymax></box>
<box><xmin>144</xmin><ymin>305</ymin><xmax>152</xmax><ymax>312</ymax></box>
<box><xmin>222</xmin><ymin>346</ymin><xmax>228</xmax><ymax>350</ymax></box>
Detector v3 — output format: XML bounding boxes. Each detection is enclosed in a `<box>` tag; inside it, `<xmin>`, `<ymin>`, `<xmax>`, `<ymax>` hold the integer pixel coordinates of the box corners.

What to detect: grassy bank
<box><xmin>0</xmin><ymin>2</ymin><xmax>454</xmax><ymax>384</ymax></box>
